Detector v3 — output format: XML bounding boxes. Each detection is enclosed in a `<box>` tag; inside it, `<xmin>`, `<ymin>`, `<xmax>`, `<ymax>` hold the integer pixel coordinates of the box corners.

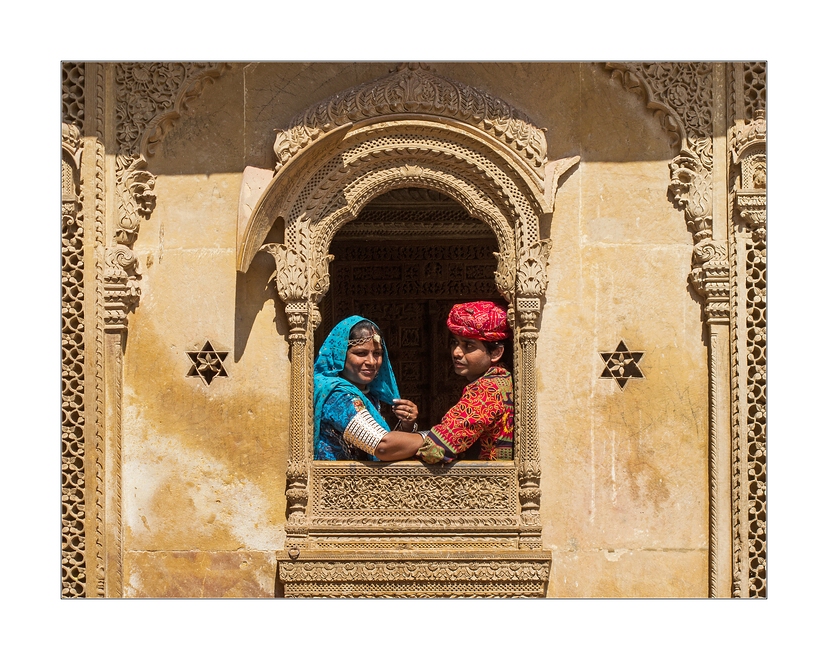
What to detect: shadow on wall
<box><xmin>234</xmin><ymin>216</ymin><xmax>288</xmax><ymax>361</ymax></box>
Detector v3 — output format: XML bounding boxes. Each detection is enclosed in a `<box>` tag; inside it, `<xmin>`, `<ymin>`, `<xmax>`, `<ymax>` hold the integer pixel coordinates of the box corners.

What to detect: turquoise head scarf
<box><xmin>313</xmin><ymin>316</ymin><xmax>400</xmax><ymax>444</ymax></box>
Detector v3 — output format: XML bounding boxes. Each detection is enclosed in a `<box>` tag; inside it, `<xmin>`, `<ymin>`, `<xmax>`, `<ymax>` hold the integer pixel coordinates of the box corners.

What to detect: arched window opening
<box><xmin>315</xmin><ymin>187</ymin><xmax>504</xmax><ymax>432</ymax></box>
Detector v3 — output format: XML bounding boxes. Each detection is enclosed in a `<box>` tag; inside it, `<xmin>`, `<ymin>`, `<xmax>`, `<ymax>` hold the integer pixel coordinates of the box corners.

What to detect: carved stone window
<box><xmin>236</xmin><ymin>64</ymin><xmax>577</xmax><ymax>596</ymax></box>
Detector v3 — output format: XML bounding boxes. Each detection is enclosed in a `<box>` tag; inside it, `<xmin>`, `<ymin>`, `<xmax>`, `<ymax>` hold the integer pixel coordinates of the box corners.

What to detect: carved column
<box><xmin>514</xmin><ymin>239</ymin><xmax>551</xmax><ymax>549</ymax></box>
<box><xmin>700</xmin><ymin>63</ymin><xmax>733</xmax><ymax>598</ymax></box>
<box><xmin>81</xmin><ymin>61</ymin><xmax>108</xmax><ymax>598</ymax></box>
<box><xmin>691</xmin><ymin>236</ymin><xmax>731</xmax><ymax>598</ymax></box>
<box><xmin>101</xmin><ymin>245</ymin><xmax>140</xmax><ymax>597</ymax></box>
<box><xmin>261</xmin><ymin>239</ymin><xmax>313</xmax><ymax>549</ymax></box>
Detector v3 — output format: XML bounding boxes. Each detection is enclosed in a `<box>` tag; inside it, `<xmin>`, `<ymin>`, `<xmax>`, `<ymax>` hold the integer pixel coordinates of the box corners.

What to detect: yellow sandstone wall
<box><xmin>120</xmin><ymin>62</ymin><xmax>707</xmax><ymax>597</ymax></box>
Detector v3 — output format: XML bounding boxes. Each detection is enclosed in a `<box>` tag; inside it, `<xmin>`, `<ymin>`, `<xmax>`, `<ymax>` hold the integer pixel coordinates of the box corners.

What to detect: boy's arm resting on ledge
<box><xmin>375</xmin><ymin>431</ymin><xmax>424</xmax><ymax>461</ymax></box>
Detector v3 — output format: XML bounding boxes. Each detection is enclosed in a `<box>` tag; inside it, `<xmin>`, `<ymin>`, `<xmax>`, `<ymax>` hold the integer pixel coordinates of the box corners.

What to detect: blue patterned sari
<box><xmin>313</xmin><ymin>316</ymin><xmax>400</xmax><ymax>460</ymax></box>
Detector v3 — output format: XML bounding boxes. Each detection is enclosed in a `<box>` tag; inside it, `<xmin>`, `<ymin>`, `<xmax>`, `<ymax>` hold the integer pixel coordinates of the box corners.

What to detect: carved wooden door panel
<box><xmin>316</xmin><ymin>238</ymin><xmax>501</xmax><ymax>429</ymax></box>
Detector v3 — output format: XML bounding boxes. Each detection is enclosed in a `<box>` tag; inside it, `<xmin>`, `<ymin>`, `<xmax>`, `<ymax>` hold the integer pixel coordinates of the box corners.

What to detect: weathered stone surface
<box><xmin>547</xmin><ymin>548</ymin><xmax>707</xmax><ymax>598</ymax></box>
<box><xmin>61</xmin><ymin>61</ymin><xmax>765</xmax><ymax>598</ymax></box>
<box><xmin>124</xmin><ymin>551</ymin><xmax>280</xmax><ymax>598</ymax></box>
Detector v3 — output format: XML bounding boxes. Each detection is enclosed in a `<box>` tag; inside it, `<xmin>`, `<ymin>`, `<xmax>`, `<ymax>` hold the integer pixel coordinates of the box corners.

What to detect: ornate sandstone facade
<box><xmin>61</xmin><ymin>62</ymin><xmax>766</xmax><ymax>598</ymax></box>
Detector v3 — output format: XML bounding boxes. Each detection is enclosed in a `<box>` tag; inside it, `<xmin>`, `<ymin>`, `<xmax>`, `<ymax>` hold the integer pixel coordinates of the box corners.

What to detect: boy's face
<box><xmin>449</xmin><ymin>333</ymin><xmax>503</xmax><ymax>382</ymax></box>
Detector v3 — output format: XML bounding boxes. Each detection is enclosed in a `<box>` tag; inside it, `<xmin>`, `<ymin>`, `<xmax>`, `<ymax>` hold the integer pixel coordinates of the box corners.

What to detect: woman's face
<box><xmin>341</xmin><ymin>330</ymin><xmax>383</xmax><ymax>388</ymax></box>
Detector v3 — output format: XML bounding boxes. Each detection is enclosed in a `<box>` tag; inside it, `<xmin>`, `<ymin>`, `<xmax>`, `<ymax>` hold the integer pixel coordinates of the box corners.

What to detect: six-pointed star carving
<box><xmin>599</xmin><ymin>340</ymin><xmax>644</xmax><ymax>390</ymax></box>
<box><xmin>186</xmin><ymin>341</ymin><xmax>229</xmax><ymax>385</ymax></box>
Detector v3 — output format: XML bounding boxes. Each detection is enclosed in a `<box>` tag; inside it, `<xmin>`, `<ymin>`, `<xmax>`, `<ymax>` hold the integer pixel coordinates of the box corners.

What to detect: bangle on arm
<box><xmin>343</xmin><ymin>409</ymin><xmax>388</xmax><ymax>456</ymax></box>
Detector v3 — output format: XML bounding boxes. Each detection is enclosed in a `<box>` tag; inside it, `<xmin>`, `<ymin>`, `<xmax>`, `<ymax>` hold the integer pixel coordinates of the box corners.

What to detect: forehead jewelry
<box><xmin>347</xmin><ymin>333</ymin><xmax>382</xmax><ymax>348</ymax></box>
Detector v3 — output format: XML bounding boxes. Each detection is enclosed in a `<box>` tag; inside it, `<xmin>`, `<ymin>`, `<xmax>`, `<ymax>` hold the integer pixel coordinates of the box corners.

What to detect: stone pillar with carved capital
<box><xmin>101</xmin><ymin>244</ymin><xmax>140</xmax><ymax>597</ymax></box>
<box><xmin>691</xmin><ymin>238</ymin><xmax>732</xmax><ymax>597</ymax></box>
<box><xmin>514</xmin><ymin>239</ymin><xmax>551</xmax><ymax>548</ymax></box>
<box><xmin>103</xmin><ymin>245</ymin><xmax>141</xmax><ymax>334</ymax></box>
<box><xmin>261</xmin><ymin>243</ymin><xmax>313</xmax><ymax>547</ymax></box>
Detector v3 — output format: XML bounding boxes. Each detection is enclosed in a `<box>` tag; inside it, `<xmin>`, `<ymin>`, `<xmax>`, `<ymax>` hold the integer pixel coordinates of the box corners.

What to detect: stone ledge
<box><xmin>276</xmin><ymin>550</ymin><xmax>551</xmax><ymax>598</ymax></box>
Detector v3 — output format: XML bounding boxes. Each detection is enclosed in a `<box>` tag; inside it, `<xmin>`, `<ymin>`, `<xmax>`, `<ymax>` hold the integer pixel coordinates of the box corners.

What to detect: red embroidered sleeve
<box><xmin>420</xmin><ymin>378</ymin><xmax>502</xmax><ymax>462</ymax></box>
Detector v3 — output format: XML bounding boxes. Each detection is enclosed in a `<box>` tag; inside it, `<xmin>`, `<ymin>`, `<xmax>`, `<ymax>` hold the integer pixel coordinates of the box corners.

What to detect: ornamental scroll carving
<box><xmin>607</xmin><ymin>63</ymin><xmax>725</xmax><ymax>322</ymax></box>
<box><xmin>311</xmin><ymin>464</ymin><xmax>519</xmax><ymax>530</ymax></box>
<box><xmin>515</xmin><ymin>240</ymin><xmax>552</xmax><ymax>328</ymax></box>
<box><xmin>111</xmin><ymin>62</ymin><xmax>228</xmax><ymax>329</ymax></box>
<box><xmin>103</xmin><ymin>246</ymin><xmax>141</xmax><ymax>333</ymax></box>
<box><xmin>273</xmin><ymin>63</ymin><xmax>548</xmax><ymax>175</ymax></box>
<box><xmin>690</xmin><ymin>240</ymin><xmax>730</xmax><ymax>323</ymax></box>
<box><xmin>239</xmin><ymin>65</ymin><xmax>577</xmax><ymax>596</ymax></box>
<box><xmin>733</xmin><ymin>110</ymin><xmax>766</xmax><ymax>234</ymax></box>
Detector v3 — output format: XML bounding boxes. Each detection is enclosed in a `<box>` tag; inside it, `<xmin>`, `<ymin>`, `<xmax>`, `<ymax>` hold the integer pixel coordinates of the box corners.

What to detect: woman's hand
<box><xmin>392</xmin><ymin>398</ymin><xmax>419</xmax><ymax>431</ymax></box>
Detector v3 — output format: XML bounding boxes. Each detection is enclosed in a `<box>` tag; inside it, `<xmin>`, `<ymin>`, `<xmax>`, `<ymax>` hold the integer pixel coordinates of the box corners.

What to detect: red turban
<box><xmin>446</xmin><ymin>301</ymin><xmax>511</xmax><ymax>342</ymax></box>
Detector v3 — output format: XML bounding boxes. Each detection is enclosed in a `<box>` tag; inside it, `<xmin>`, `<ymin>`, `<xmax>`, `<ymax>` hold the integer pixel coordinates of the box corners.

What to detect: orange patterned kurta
<box><xmin>416</xmin><ymin>366</ymin><xmax>514</xmax><ymax>464</ymax></box>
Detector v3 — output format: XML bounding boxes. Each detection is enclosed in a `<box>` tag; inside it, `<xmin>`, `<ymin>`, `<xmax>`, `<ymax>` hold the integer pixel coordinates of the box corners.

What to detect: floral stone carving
<box><xmin>277</xmin><ymin>552</ymin><xmax>551</xmax><ymax>598</ymax></box>
<box><xmin>607</xmin><ymin>62</ymin><xmax>723</xmax><ymax>320</ymax></box>
<box><xmin>273</xmin><ymin>63</ymin><xmax>548</xmax><ymax>175</ymax></box>
<box><xmin>186</xmin><ymin>341</ymin><xmax>229</xmax><ymax>385</ymax></box>
<box><xmin>599</xmin><ymin>340</ymin><xmax>645</xmax><ymax>390</ymax></box>
<box><xmin>111</xmin><ymin>63</ymin><xmax>228</xmax><ymax>327</ymax></box>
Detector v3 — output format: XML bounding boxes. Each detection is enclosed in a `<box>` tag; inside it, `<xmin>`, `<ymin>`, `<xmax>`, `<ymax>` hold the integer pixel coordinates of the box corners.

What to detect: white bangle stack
<box><xmin>343</xmin><ymin>409</ymin><xmax>388</xmax><ymax>456</ymax></box>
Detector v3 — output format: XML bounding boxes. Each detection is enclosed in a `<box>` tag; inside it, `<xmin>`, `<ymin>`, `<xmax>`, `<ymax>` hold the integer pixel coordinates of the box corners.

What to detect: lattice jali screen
<box><xmin>743</xmin><ymin>62</ymin><xmax>766</xmax><ymax>123</ymax></box>
<box><xmin>61</xmin><ymin>61</ymin><xmax>87</xmax><ymax>598</ymax></box>
<box><xmin>62</xmin><ymin>63</ymin><xmax>85</xmax><ymax>128</ymax></box>
<box><xmin>745</xmin><ymin>230</ymin><xmax>767</xmax><ymax>597</ymax></box>
<box><xmin>61</xmin><ymin>162</ymin><xmax>87</xmax><ymax>598</ymax></box>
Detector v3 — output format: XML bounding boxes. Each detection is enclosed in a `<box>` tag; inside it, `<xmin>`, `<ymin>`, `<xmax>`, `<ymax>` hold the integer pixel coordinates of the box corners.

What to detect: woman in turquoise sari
<box><xmin>314</xmin><ymin>316</ymin><xmax>420</xmax><ymax>460</ymax></box>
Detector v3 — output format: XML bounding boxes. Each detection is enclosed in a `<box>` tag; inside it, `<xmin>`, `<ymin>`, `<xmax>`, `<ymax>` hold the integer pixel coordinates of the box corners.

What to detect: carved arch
<box><xmin>240</xmin><ymin>116</ymin><xmax>552</xmax><ymax>274</ymax></box>
<box><xmin>240</xmin><ymin>65</ymin><xmax>578</xmax><ymax>595</ymax></box>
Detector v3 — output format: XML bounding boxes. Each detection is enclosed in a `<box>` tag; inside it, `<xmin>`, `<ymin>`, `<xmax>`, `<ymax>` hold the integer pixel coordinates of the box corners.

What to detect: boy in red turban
<box><xmin>375</xmin><ymin>301</ymin><xmax>514</xmax><ymax>463</ymax></box>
